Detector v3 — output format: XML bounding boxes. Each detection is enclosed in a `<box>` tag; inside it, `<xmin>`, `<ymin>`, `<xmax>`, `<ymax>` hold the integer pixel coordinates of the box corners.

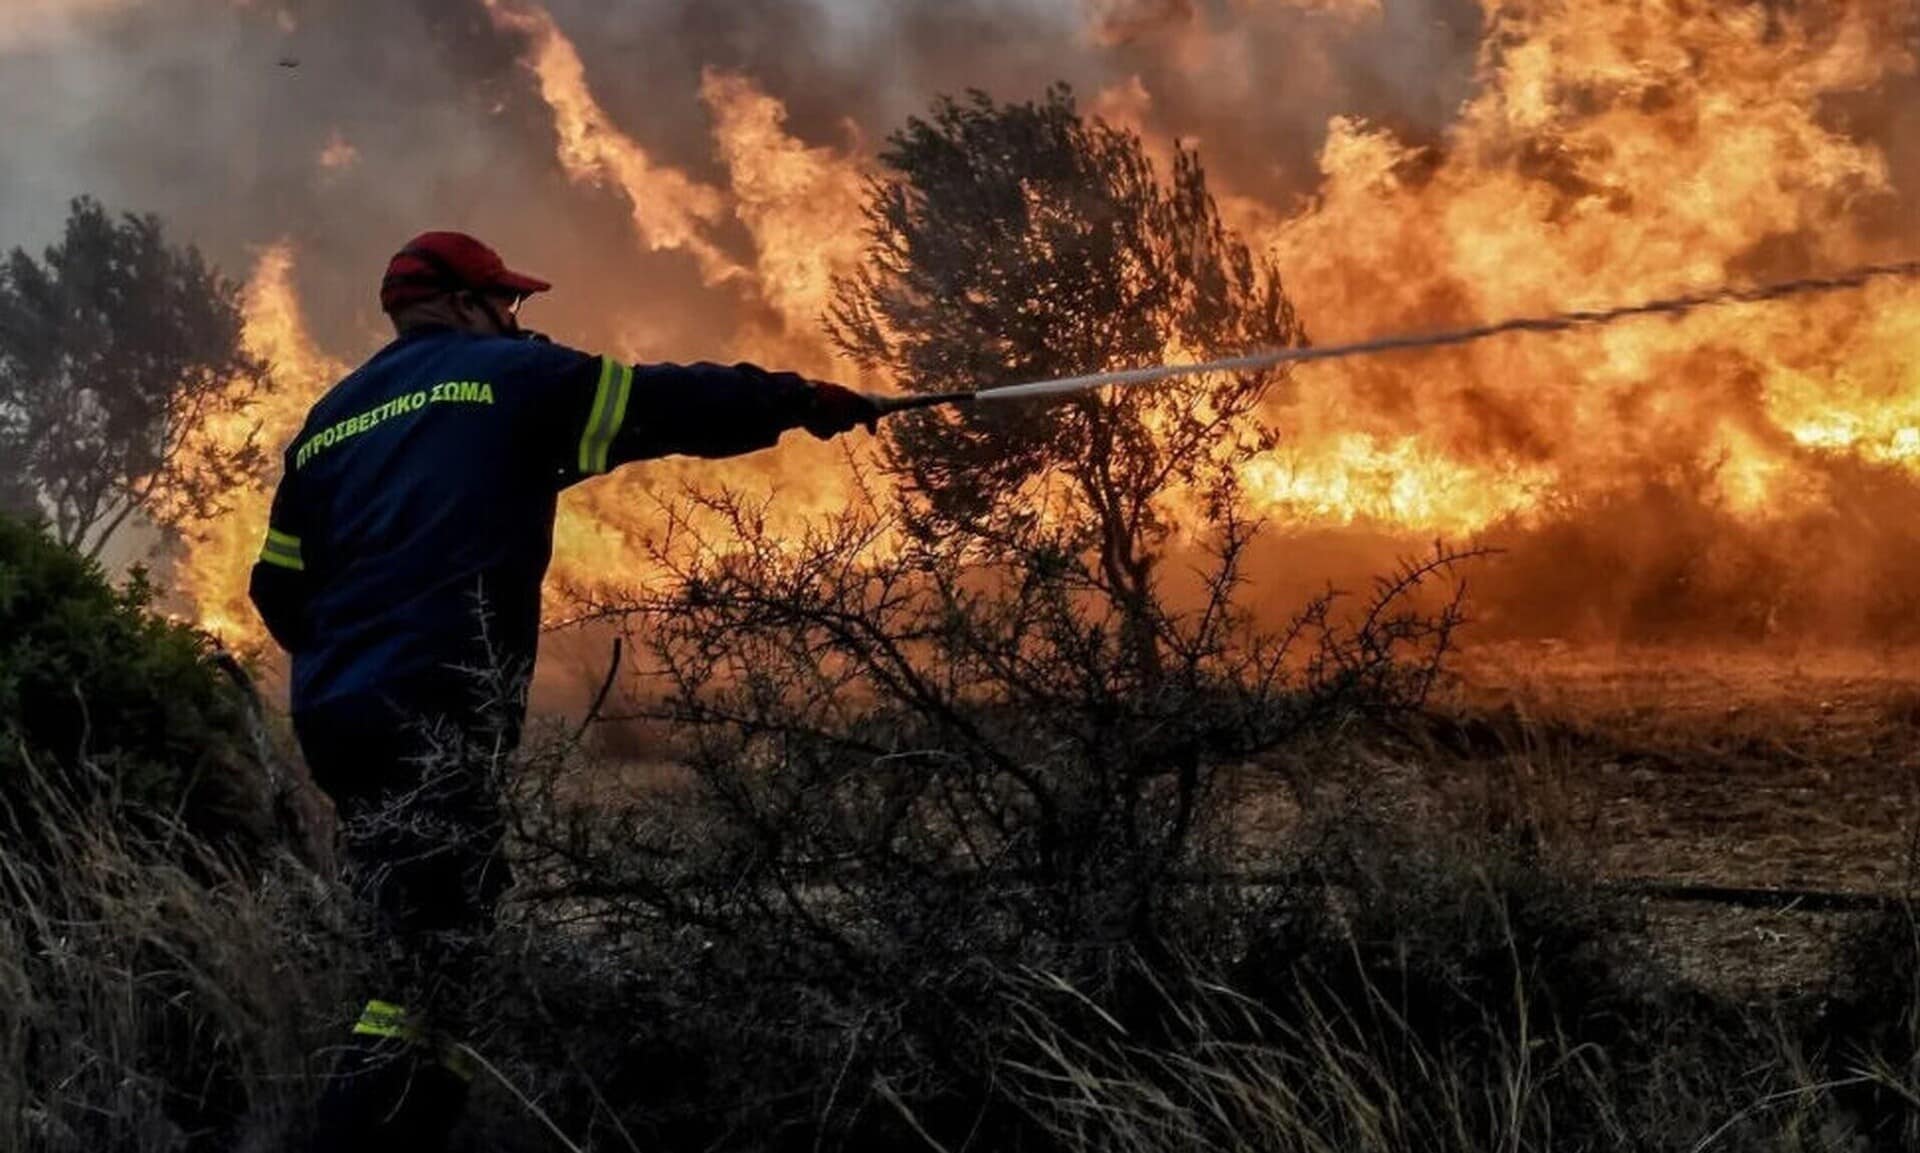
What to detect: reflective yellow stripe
<box><xmin>600</xmin><ymin>362</ymin><xmax>634</xmax><ymax>474</ymax></box>
<box><xmin>576</xmin><ymin>357</ymin><xmax>633</xmax><ymax>475</ymax></box>
<box><xmin>348</xmin><ymin>1000</ymin><xmax>471</xmax><ymax>1077</ymax></box>
<box><xmin>351</xmin><ymin>999</ymin><xmax>417</xmax><ymax>1041</ymax></box>
<box><xmin>258</xmin><ymin>528</ymin><xmax>304</xmax><ymax>572</ymax></box>
<box><xmin>577</xmin><ymin>357</ymin><xmax>615</xmax><ymax>474</ymax></box>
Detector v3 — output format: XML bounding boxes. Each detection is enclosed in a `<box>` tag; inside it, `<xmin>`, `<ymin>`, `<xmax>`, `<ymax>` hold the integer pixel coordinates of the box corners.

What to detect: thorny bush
<box><xmin>511</xmin><ymin>475</ymin><xmax>1478</xmax><ymax>1145</ymax></box>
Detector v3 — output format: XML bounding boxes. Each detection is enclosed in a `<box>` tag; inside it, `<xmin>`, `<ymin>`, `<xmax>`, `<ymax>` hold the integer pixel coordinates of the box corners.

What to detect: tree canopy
<box><xmin>830</xmin><ymin>85</ymin><xmax>1306</xmax><ymax>652</ymax></box>
<box><xmin>0</xmin><ymin>198</ymin><xmax>267</xmax><ymax>558</ymax></box>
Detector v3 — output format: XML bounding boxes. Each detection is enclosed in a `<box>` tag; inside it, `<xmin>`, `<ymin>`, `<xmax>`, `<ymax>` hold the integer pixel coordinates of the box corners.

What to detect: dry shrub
<box><xmin>489</xmin><ymin>478</ymin><xmax>1491</xmax><ymax>1148</ymax></box>
<box><xmin>8</xmin><ymin>498</ymin><xmax>1910</xmax><ymax>1151</ymax></box>
<box><xmin>994</xmin><ymin>826</ymin><xmax>1862</xmax><ymax>1153</ymax></box>
<box><xmin>0</xmin><ymin>753</ymin><xmax>345</xmax><ymax>1152</ymax></box>
<box><xmin>1824</xmin><ymin>902</ymin><xmax>1920</xmax><ymax>1151</ymax></box>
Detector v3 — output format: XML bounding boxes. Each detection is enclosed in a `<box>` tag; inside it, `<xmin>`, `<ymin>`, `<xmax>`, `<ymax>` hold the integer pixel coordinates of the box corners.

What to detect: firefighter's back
<box><xmin>283</xmin><ymin>327</ymin><xmax>594</xmax><ymax>713</ymax></box>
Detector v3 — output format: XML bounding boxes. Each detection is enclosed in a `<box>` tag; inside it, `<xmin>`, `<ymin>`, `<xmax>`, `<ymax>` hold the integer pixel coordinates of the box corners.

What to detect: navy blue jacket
<box><xmin>248</xmin><ymin>327</ymin><xmax>813</xmax><ymax>715</ymax></box>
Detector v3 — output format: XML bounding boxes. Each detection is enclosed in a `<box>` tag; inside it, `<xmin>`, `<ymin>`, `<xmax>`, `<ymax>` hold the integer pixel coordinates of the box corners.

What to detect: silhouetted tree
<box><xmin>830</xmin><ymin>85</ymin><xmax>1306</xmax><ymax>675</ymax></box>
<box><xmin>0</xmin><ymin>197</ymin><xmax>267</xmax><ymax>558</ymax></box>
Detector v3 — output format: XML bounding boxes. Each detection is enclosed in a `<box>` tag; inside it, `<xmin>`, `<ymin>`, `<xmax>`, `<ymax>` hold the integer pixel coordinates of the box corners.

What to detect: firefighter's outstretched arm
<box><xmin>563</xmin><ymin>356</ymin><xmax>880</xmax><ymax>478</ymax></box>
<box><xmin>247</xmin><ymin>473</ymin><xmax>313</xmax><ymax>653</ymax></box>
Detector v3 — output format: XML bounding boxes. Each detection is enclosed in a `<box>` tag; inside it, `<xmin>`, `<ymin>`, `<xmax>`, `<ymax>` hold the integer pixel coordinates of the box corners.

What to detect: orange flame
<box><xmin>500</xmin><ymin>39</ymin><xmax>879</xmax><ymax>604</ymax></box>
<box><xmin>700</xmin><ymin>68</ymin><xmax>870</xmax><ymax>378</ymax></box>
<box><xmin>1239</xmin><ymin>0</ymin><xmax>1920</xmax><ymax>530</ymax></box>
<box><xmin>164</xmin><ymin>0</ymin><xmax>1920</xmax><ymax>651</ymax></box>
<box><xmin>483</xmin><ymin>14</ymin><xmax>875</xmax><ymax>607</ymax></box>
<box><xmin>169</xmin><ymin>242</ymin><xmax>345</xmax><ymax>644</ymax></box>
<box><xmin>481</xmin><ymin>0</ymin><xmax>741</xmax><ymax>285</ymax></box>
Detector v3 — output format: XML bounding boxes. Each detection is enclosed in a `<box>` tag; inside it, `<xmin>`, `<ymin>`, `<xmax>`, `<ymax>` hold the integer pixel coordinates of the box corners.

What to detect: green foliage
<box><xmin>0</xmin><ymin>197</ymin><xmax>267</xmax><ymax>558</ymax></box>
<box><xmin>0</xmin><ymin>513</ymin><xmax>269</xmax><ymax>853</ymax></box>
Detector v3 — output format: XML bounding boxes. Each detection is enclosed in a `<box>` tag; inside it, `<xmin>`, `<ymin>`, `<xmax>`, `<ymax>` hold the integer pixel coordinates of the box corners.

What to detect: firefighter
<box><xmin>248</xmin><ymin>230</ymin><xmax>880</xmax><ymax>1151</ymax></box>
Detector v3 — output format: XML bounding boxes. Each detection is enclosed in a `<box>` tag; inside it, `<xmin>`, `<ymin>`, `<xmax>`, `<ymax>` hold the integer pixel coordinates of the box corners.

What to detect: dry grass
<box><xmin>12</xmin><ymin>492</ymin><xmax>1920</xmax><ymax>1149</ymax></box>
<box><xmin>7</xmin><ymin>705</ymin><xmax>1920</xmax><ymax>1152</ymax></box>
<box><xmin>0</xmin><ymin>754</ymin><xmax>347</xmax><ymax>1151</ymax></box>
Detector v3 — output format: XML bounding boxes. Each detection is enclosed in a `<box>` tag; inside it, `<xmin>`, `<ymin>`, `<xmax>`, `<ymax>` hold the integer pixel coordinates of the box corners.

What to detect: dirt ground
<box><xmin>578</xmin><ymin>638</ymin><xmax>1920</xmax><ymax>997</ymax></box>
<box><xmin>1439</xmin><ymin>642</ymin><xmax>1920</xmax><ymax>995</ymax></box>
<box><xmin>1446</xmin><ymin>643</ymin><xmax>1919</xmax><ymax>887</ymax></box>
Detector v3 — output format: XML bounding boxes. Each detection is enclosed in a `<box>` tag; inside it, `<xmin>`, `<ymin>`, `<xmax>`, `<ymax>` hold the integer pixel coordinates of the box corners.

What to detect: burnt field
<box><xmin>1308</xmin><ymin>643</ymin><xmax>1920</xmax><ymax>995</ymax></box>
<box><xmin>1449</xmin><ymin>645</ymin><xmax>1919</xmax><ymax>891</ymax></box>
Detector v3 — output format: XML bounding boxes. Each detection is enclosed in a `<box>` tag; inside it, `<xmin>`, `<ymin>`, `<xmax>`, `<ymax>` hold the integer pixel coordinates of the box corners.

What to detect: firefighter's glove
<box><xmin>802</xmin><ymin>381</ymin><xmax>882</xmax><ymax>440</ymax></box>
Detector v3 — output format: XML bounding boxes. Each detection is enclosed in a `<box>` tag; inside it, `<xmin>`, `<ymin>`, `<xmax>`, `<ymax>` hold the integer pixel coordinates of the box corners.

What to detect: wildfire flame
<box><xmin>699</xmin><ymin>67</ymin><xmax>870</xmax><ymax>378</ymax></box>
<box><xmin>170</xmin><ymin>242</ymin><xmax>345</xmax><ymax>645</ymax></box>
<box><xmin>162</xmin><ymin>0</ymin><xmax>1920</xmax><ymax>650</ymax></box>
<box><xmin>1244</xmin><ymin>0</ymin><xmax>1920</xmax><ymax>530</ymax></box>
<box><xmin>480</xmin><ymin>0</ymin><xmax>741</xmax><ymax>285</ymax></box>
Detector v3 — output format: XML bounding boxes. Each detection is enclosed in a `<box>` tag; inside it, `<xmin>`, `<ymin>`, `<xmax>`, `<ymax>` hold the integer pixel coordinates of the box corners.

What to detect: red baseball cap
<box><xmin>379</xmin><ymin>230</ymin><xmax>553</xmax><ymax>314</ymax></box>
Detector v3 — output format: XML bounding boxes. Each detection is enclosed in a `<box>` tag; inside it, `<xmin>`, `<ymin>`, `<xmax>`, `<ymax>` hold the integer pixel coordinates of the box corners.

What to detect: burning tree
<box><xmin>829</xmin><ymin>85</ymin><xmax>1305</xmax><ymax>674</ymax></box>
<box><xmin>0</xmin><ymin>198</ymin><xmax>267</xmax><ymax>559</ymax></box>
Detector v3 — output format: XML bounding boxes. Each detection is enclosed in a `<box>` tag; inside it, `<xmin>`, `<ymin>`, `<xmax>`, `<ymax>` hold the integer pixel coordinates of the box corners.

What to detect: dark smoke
<box><xmin>0</xmin><ymin>0</ymin><xmax>1483</xmax><ymax>360</ymax></box>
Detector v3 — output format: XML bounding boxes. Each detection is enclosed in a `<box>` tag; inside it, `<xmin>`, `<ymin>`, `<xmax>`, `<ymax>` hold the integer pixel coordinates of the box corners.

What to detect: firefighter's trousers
<box><xmin>295</xmin><ymin>679</ymin><xmax>518</xmax><ymax>1153</ymax></box>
